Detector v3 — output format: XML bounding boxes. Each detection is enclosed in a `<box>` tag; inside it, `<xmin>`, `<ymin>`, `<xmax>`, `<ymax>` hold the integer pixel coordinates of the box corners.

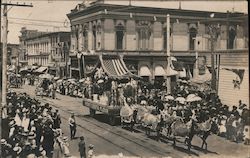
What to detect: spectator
<box><xmin>69</xmin><ymin>113</ymin><xmax>77</xmax><ymax>139</ymax></box>
<box><xmin>42</xmin><ymin>124</ymin><xmax>54</xmax><ymax>158</ymax></box>
<box><xmin>87</xmin><ymin>144</ymin><xmax>94</xmax><ymax>158</ymax></box>
<box><xmin>62</xmin><ymin>136</ymin><xmax>70</xmax><ymax>157</ymax></box>
<box><xmin>78</xmin><ymin>136</ymin><xmax>86</xmax><ymax>158</ymax></box>
<box><xmin>53</xmin><ymin>109</ymin><xmax>61</xmax><ymax>129</ymax></box>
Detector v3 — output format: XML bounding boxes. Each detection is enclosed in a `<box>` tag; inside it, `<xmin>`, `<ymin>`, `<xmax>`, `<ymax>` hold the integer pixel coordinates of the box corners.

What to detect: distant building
<box><xmin>67</xmin><ymin>1</ymin><xmax>248</xmax><ymax>106</ymax></box>
<box><xmin>21</xmin><ymin>30</ymin><xmax>71</xmax><ymax>77</ymax></box>
<box><xmin>19</xmin><ymin>27</ymin><xmax>48</xmax><ymax>67</ymax></box>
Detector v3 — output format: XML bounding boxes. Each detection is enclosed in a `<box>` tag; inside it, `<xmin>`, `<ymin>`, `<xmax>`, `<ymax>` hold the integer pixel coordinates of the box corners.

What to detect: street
<box><xmin>12</xmin><ymin>85</ymin><xmax>249</xmax><ymax>158</ymax></box>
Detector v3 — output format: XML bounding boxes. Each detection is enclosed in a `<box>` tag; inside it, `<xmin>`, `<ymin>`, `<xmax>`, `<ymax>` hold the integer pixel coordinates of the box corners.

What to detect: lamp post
<box><xmin>208</xmin><ymin>13</ymin><xmax>220</xmax><ymax>106</ymax></box>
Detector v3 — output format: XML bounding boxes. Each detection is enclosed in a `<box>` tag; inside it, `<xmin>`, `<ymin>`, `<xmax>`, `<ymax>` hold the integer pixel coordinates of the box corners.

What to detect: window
<box><xmin>115</xmin><ymin>24</ymin><xmax>124</xmax><ymax>50</ymax></box>
<box><xmin>92</xmin><ymin>25</ymin><xmax>97</xmax><ymax>50</ymax></box>
<box><xmin>163</xmin><ymin>27</ymin><xmax>171</xmax><ymax>50</ymax></box>
<box><xmin>83</xmin><ymin>26</ymin><xmax>88</xmax><ymax>50</ymax></box>
<box><xmin>137</xmin><ymin>21</ymin><xmax>151</xmax><ymax>50</ymax></box>
<box><xmin>228</xmin><ymin>26</ymin><xmax>236</xmax><ymax>49</ymax></box>
<box><xmin>189</xmin><ymin>27</ymin><xmax>197</xmax><ymax>50</ymax></box>
<box><xmin>163</xmin><ymin>28</ymin><xmax>167</xmax><ymax>50</ymax></box>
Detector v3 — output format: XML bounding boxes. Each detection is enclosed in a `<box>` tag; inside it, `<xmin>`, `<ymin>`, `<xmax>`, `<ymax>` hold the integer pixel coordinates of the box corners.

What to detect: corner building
<box><xmin>67</xmin><ymin>1</ymin><xmax>248</xmax><ymax>107</ymax></box>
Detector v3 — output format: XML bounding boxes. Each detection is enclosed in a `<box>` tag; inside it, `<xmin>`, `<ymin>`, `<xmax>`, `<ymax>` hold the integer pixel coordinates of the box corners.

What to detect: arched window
<box><xmin>137</xmin><ymin>21</ymin><xmax>151</xmax><ymax>50</ymax></box>
<box><xmin>115</xmin><ymin>23</ymin><xmax>125</xmax><ymax>50</ymax></box>
<box><xmin>189</xmin><ymin>27</ymin><xmax>197</xmax><ymax>50</ymax></box>
<box><xmin>228</xmin><ymin>26</ymin><xmax>236</xmax><ymax>49</ymax></box>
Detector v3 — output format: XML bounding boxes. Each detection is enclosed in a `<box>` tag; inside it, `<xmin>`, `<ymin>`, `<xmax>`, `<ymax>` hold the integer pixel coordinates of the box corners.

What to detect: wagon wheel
<box><xmin>89</xmin><ymin>108</ymin><xmax>96</xmax><ymax>117</ymax></box>
<box><xmin>109</xmin><ymin>115</ymin><xmax>116</xmax><ymax>126</ymax></box>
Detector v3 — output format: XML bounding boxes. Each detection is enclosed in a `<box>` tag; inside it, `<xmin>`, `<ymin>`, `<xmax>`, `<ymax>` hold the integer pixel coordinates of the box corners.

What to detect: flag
<box><xmin>223</xmin><ymin>68</ymin><xmax>245</xmax><ymax>84</ymax></box>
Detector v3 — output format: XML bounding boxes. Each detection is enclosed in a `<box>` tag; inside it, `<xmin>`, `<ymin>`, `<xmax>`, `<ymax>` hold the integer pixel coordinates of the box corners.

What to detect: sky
<box><xmin>2</xmin><ymin>0</ymin><xmax>248</xmax><ymax>44</ymax></box>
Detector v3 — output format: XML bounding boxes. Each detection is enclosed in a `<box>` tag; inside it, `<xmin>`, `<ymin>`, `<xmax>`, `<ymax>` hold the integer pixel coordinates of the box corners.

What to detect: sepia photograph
<box><xmin>0</xmin><ymin>0</ymin><xmax>249</xmax><ymax>157</ymax></box>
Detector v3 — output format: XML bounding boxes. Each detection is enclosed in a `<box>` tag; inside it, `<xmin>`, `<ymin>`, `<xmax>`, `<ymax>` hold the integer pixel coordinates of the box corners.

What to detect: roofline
<box><xmin>67</xmin><ymin>3</ymin><xmax>247</xmax><ymax>19</ymax></box>
<box><xmin>25</xmin><ymin>31</ymin><xmax>70</xmax><ymax>41</ymax></box>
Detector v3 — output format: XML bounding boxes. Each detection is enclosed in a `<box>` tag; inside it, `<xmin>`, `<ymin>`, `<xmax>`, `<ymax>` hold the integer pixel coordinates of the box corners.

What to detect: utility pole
<box><xmin>0</xmin><ymin>1</ymin><xmax>33</xmax><ymax>153</ymax></box>
<box><xmin>208</xmin><ymin>14</ymin><xmax>220</xmax><ymax>107</ymax></box>
<box><xmin>166</xmin><ymin>14</ymin><xmax>171</xmax><ymax>94</ymax></box>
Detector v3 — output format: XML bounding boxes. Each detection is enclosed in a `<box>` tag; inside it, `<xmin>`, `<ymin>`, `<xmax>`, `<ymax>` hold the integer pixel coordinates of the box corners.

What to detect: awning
<box><xmin>34</xmin><ymin>66</ymin><xmax>48</xmax><ymax>73</ymax></box>
<box><xmin>139</xmin><ymin>66</ymin><xmax>151</xmax><ymax>76</ymax></box>
<box><xmin>155</xmin><ymin>66</ymin><xmax>166</xmax><ymax>76</ymax></box>
<box><xmin>99</xmin><ymin>55</ymin><xmax>135</xmax><ymax>79</ymax></box>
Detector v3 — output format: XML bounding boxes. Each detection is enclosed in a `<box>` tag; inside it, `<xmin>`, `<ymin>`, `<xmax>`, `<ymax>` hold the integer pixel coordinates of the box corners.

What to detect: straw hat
<box><xmin>13</xmin><ymin>146</ymin><xmax>22</xmax><ymax>154</ymax></box>
<box><xmin>8</xmin><ymin>120</ymin><xmax>16</xmax><ymax>127</ymax></box>
<box><xmin>1</xmin><ymin>139</ymin><xmax>7</xmax><ymax>145</ymax></box>
<box><xmin>89</xmin><ymin>144</ymin><xmax>94</xmax><ymax>149</ymax></box>
<box><xmin>28</xmin><ymin>132</ymin><xmax>36</xmax><ymax>139</ymax></box>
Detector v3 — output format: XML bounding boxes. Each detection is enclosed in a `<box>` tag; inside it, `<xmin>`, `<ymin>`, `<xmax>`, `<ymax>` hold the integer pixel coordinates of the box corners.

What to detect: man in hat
<box><xmin>1</xmin><ymin>139</ymin><xmax>12</xmax><ymax>158</ymax></box>
<box><xmin>53</xmin><ymin>109</ymin><xmax>61</xmax><ymax>129</ymax></box>
<box><xmin>69</xmin><ymin>113</ymin><xmax>77</xmax><ymax>139</ymax></box>
<box><xmin>78</xmin><ymin>136</ymin><xmax>86</xmax><ymax>158</ymax></box>
<box><xmin>42</xmin><ymin>124</ymin><xmax>54</xmax><ymax>158</ymax></box>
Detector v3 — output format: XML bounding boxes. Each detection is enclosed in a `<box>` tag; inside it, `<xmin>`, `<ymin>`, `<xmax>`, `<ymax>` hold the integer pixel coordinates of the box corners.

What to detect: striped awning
<box><xmin>99</xmin><ymin>55</ymin><xmax>135</xmax><ymax>79</ymax></box>
<box><xmin>34</xmin><ymin>66</ymin><xmax>48</xmax><ymax>73</ymax></box>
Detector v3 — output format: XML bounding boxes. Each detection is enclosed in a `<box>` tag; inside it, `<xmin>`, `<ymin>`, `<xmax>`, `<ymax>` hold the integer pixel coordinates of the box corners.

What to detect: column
<box><xmin>88</xmin><ymin>22</ymin><xmax>93</xmax><ymax>50</ymax></box>
<box><xmin>78</xmin><ymin>24</ymin><xmax>83</xmax><ymax>51</ymax></box>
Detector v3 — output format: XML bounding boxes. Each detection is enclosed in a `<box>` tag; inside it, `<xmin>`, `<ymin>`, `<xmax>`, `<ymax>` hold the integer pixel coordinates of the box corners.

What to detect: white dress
<box><xmin>21</xmin><ymin>116</ymin><xmax>30</xmax><ymax>131</ymax></box>
<box><xmin>219</xmin><ymin>119</ymin><xmax>227</xmax><ymax>133</ymax></box>
<box><xmin>14</xmin><ymin>114</ymin><xmax>22</xmax><ymax>126</ymax></box>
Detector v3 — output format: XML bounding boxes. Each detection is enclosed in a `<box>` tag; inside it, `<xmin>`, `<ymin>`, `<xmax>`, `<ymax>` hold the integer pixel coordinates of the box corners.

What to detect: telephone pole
<box><xmin>1</xmin><ymin>1</ymin><xmax>33</xmax><ymax>153</ymax></box>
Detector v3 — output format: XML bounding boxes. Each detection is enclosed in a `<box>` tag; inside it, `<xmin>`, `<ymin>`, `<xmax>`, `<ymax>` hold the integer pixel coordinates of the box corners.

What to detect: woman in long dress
<box><xmin>53</xmin><ymin>137</ymin><xmax>64</xmax><ymax>158</ymax></box>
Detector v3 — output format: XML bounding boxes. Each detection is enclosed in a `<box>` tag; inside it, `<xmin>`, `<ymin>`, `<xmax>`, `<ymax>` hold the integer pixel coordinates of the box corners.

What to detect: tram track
<box><xmin>14</xmin><ymin>88</ymin><xmax>182</xmax><ymax>158</ymax></box>
<box><xmin>46</xmin><ymin>99</ymin><xmax>172</xmax><ymax>157</ymax></box>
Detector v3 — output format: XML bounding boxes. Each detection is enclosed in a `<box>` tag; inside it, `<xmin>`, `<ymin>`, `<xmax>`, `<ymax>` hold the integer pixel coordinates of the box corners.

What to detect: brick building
<box><xmin>67</xmin><ymin>1</ymin><xmax>248</xmax><ymax>106</ymax></box>
<box><xmin>23</xmin><ymin>31</ymin><xmax>70</xmax><ymax>77</ymax></box>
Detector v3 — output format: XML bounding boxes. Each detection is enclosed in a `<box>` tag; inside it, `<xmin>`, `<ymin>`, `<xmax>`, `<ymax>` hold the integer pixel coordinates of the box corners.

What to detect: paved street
<box><xmin>11</xmin><ymin>85</ymin><xmax>250</xmax><ymax>158</ymax></box>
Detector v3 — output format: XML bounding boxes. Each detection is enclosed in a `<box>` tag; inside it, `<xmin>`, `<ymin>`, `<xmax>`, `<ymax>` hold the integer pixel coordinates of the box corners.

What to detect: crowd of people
<box><xmin>33</xmin><ymin>70</ymin><xmax>250</xmax><ymax>146</ymax></box>
<box><xmin>1</xmin><ymin>91</ymin><xmax>95</xmax><ymax>158</ymax></box>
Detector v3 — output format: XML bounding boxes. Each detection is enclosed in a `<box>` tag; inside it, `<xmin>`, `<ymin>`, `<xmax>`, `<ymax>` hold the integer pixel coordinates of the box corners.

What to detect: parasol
<box><xmin>79</xmin><ymin>79</ymin><xmax>85</xmax><ymax>83</ymax></box>
<box><xmin>186</xmin><ymin>94</ymin><xmax>196</xmax><ymax>101</ymax></box>
<box><xmin>175</xmin><ymin>97</ymin><xmax>186</xmax><ymax>104</ymax></box>
<box><xmin>54</xmin><ymin>77</ymin><xmax>60</xmax><ymax>81</ymax></box>
<box><xmin>97</xmin><ymin>79</ymin><xmax>104</xmax><ymax>84</ymax></box>
<box><xmin>164</xmin><ymin>95</ymin><xmax>174</xmax><ymax>101</ymax></box>
<box><xmin>57</xmin><ymin>79</ymin><xmax>63</xmax><ymax>83</ymax></box>
<box><xmin>39</xmin><ymin>74</ymin><xmax>53</xmax><ymax>79</ymax></box>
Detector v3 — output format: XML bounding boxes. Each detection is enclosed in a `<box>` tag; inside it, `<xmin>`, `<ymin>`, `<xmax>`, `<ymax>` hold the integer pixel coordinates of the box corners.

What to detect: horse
<box><xmin>120</xmin><ymin>105</ymin><xmax>137</xmax><ymax>131</ymax></box>
<box><xmin>134</xmin><ymin>106</ymin><xmax>162</xmax><ymax>140</ymax></box>
<box><xmin>194</xmin><ymin>118</ymin><xmax>219</xmax><ymax>151</ymax></box>
<box><xmin>169</xmin><ymin>118</ymin><xmax>196</xmax><ymax>151</ymax></box>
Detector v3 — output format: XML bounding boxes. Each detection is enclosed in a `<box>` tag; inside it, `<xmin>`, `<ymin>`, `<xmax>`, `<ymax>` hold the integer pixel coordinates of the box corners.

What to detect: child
<box><xmin>87</xmin><ymin>144</ymin><xmax>94</xmax><ymax>158</ymax></box>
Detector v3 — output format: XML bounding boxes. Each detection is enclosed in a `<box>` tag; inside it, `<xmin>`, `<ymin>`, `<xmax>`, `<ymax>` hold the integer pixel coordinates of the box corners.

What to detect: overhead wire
<box><xmin>8</xmin><ymin>21</ymin><xmax>69</xmax><ymax>28</ymax></box>
<box><xmin>8</xmin><ymin>17</ymin><xmax>67</xmax><ymax>24</ymax></box>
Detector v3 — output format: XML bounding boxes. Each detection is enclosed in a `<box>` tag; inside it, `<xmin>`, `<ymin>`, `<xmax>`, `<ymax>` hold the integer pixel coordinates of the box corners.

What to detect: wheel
<box><xmin>89</xmin><ymin>108</ymin><xmax>96</xmax><ymax>117</ymax></box>
<box><xmin>109</xmin><ymin>115</ymin><xmax>116</xmax><ymax>126</ymax></box>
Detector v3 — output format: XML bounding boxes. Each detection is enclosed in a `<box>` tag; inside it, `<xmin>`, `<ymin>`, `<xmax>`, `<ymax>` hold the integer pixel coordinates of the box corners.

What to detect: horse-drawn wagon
<box><xmin>82</xmin><ymin>98</ymin><xmax>121</xmax><ymax>125</ymax></box>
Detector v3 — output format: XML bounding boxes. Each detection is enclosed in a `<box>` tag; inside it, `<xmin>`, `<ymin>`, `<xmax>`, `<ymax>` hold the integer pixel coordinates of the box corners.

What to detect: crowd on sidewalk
<box><xmin>1</xmin><ymin>91</ymin><xmax>95</xmax><ymax>158</ymax></box>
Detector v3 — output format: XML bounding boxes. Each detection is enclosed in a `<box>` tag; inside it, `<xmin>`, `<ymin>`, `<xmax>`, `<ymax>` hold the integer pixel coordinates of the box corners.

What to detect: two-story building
<box><xmin>67</xmin><ymin>1</ymin><xmax>248</xmax><ymax>107</ymax></box>
<box><xmin>24</xmin><ymin>31</ymin><xmax>71</xmax><ymax>77</ymax></box>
